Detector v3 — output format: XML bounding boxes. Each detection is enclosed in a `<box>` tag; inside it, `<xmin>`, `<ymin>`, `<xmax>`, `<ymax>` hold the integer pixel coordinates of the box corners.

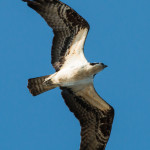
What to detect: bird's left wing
<box><xmin>61</xmin><ymin>84</ymin><xmax>114</xmax><ymax>150</ymax></box>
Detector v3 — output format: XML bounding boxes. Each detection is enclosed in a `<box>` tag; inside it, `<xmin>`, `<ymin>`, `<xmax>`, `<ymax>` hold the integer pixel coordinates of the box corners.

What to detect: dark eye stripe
<box><xmin>90</xmin><ymin>63</ymin><xmax>99</xmax><ymax>66</ymax></box>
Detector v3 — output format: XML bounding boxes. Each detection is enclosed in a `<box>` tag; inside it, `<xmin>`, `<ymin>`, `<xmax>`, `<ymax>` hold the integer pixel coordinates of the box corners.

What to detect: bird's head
<box><xmin>89</xmin><ymin>62</ymin><xmax>108</xmax><ymax>76</ymax></box>
<box><xmin>90</xmin><ymin>62</ymin><xmax>108</xmax><ymax>69</ymax></box>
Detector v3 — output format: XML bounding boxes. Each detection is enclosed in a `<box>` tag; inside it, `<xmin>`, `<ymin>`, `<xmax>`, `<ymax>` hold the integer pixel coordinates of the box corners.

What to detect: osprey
<box><xmin>23</xmin><ymin>0</ymin><xmax>114</xmax><ymax>150</ymax></box>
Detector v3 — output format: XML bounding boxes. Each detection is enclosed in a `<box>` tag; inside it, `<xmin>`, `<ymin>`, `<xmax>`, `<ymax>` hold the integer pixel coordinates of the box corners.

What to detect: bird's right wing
<box><xmin>61</xmin><ymin>84</ymin><xmax>114</xmax><ymax>150</ymax></box>
<box><xmin>23</xmin><ymin>0</ymin><xmax>90</xmax><ymax>71</ymax></box>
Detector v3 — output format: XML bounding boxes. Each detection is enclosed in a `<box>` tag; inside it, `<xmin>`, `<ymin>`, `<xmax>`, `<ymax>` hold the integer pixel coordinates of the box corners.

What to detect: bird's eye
<box><xmin>90</xmin><ymin>63</ymin><xmax>99</xmax><ymax>66</ymax></box>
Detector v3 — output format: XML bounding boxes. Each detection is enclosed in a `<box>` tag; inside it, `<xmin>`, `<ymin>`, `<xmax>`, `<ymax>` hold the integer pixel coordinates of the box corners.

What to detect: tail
<box><xmin>27</xmin><ymin>75</ymin><xmax>57</xmax><ymax>96</ymax></box>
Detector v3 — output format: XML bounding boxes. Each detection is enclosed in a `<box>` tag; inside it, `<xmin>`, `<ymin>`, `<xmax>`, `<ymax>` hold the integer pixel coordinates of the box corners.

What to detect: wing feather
<box><xmin>23</xmin><ymin>0</ymin><xmax>90</xmax><ymax>71</ymax></box>
<box><xmin>61</xmin><ymin>85</ymin><xmax>114</xmax><ymax>150</ymax></box>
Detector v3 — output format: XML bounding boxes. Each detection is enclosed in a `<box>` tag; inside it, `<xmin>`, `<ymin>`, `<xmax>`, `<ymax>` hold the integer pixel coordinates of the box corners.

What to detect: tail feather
<box><xmin>27</xmin><ymin>75</ymin><xmax>57</xmax><ymax>96</ymax></box>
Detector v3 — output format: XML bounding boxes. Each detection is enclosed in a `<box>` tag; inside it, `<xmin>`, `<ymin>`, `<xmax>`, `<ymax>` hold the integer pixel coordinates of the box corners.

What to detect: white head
<box><xmin>89</xmin><ymin>62</ymin><xmax>108</xmax><ymax>75</ymax></box>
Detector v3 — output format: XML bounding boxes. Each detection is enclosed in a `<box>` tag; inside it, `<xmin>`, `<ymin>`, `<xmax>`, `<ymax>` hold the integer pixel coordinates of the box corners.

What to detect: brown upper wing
<box><xmin>23</xmin><ymin>0</ymin><xmax>90</xmax><ymax>71</ymax></box>
<box><xmin>61</xmin><ymin>84</ymin><xmax>114</xmax><ymax>150</ymax></box>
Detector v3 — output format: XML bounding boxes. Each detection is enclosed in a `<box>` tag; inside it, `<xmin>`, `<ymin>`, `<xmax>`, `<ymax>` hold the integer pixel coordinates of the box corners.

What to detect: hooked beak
<box><xmin>101</xmin><ymin>63</ymin><xmax>108</xmax><ymax>68</ymax></box>
<box><xmin>104</xmin><ymin>65</ymin><xmax>108</xmax><ymax>68</ymax></box>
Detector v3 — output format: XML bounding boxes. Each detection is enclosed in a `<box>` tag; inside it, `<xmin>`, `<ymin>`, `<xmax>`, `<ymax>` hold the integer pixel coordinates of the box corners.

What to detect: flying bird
<box><xmin>23</xmin><ymin>0</ymin><xmax>114</xmax><ymax>149</ymax></box>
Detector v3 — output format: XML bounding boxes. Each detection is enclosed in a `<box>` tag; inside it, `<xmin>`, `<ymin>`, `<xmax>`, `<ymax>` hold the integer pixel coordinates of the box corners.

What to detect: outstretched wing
<box><xmin>23</xmin><ymin>0</ymin><xmax>90</xmax><ymax>71</ymax></box>
<box><xmin>61</xmin><ymin>84</ymin><xmax>114</xmax><ymax>150</ymax></box>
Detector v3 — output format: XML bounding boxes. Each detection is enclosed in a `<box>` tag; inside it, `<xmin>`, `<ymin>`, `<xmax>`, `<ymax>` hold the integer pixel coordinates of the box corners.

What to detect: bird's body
<box><xmin>23</xmin><ymin>0</ymin><xmax>114</xmax><ymax>149</ymax></box>
<box><xmin>45</xmin><ymin>63</ymin><xmax>104</xmax><ymax>87</ymax></box>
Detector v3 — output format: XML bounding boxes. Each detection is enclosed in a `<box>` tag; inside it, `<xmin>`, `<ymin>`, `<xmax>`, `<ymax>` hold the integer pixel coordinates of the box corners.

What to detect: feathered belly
<box><xmin>60</xmin><ymin>78</ymin><xmax>93</xmax><ymax>88</ymax></box>
<box><xmin>52</xmin><ymin>66</ymin><xmax>93</xmax><ymax>86</ymax></box>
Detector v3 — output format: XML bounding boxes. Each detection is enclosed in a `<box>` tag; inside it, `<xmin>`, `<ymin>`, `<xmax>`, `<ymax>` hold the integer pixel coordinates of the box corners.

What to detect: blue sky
<box><xmin>0</xmin><ymin>0</ymin><xmax>150</xmax><ymax>149</ymax></box>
